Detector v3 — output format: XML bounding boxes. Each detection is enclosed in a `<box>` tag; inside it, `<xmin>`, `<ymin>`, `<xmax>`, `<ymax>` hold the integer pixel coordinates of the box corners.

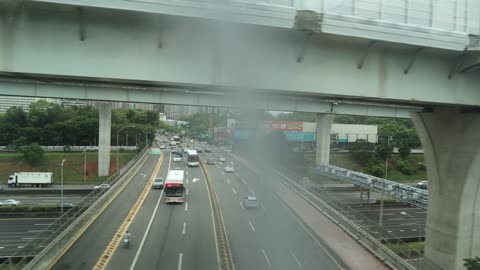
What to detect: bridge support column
<box><xmin>315</xmin><ymin>113</ymin><xmax>334</xmax><ymax>165</ymax></box>
<box><xmin>98</xmin><ymin>102</ymin><xmax>112</xmax><ymax>176</ymax></box>
<box><xmin>411</xmin><ymin>108</ymin><xmax>480</xmax><ymax>270</ymax></box>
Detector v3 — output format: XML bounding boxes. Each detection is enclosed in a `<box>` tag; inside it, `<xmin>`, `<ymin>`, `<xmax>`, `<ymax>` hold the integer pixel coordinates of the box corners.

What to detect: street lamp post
<box><xmin>117</xmin><ymin>126</ymin><xmax>135</xmax><ymax>172</ymax></box>
<box><xmin>83</xmin><ymin>150</ymin><xmax>87</xmax><ymax>182</ymax></box>
<box><xmin>60</xmin><ymin>159</ymin><xmax>66</xmax><ymax>213</ymax></box>
<box><xmin>379</xmin><ymin>136</ymin><xmax>392</xmax><ymax>228</ymax></box>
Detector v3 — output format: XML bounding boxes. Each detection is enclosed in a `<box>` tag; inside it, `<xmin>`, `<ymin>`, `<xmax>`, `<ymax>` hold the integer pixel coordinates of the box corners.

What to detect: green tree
<box><xmin>375</xmin><ymin>141</ymin><xmax>394</xmax><ymax>160</ymax></box>
<box><xmin>398</xmin><ymin>143</ymin><xmax>411</xmax><ymax>159</ymax></box>
<box><xmin>12</xmin><ymin>136</ymin><xmax>28</xmax><ymax>150</ymax></box>
<box><xmin>464</xmin><ymin>257</ymin><xmax>480</xmax><ymax>270</ymax></box>
<box><xmin>19</xmin><ymin>143</ymin><xmax>45</xmax><ymax>166</ymax></box>
<box><xmin>347</xmin><ymin>139</ymin><xmax>374</xmax><ymax>165</ymax></box>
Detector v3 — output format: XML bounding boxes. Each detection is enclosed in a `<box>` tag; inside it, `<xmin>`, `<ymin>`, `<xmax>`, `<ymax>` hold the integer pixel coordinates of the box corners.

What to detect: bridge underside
<box><xmin>0</xmin><ymin>1</ymin><xmax>479</xmax><ymax>110</ymax></box>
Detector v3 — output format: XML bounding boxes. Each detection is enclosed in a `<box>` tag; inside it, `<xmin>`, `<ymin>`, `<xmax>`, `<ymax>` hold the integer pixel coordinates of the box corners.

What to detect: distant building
<box><xmin>164</xmin><ymin>105</ymin><xmax>230</xmax><ymax>119</ymax></box>
<box><xmin>0</xmin><ymin>96</ymin><xmax>62</xmax><ymax>113</ymax></box>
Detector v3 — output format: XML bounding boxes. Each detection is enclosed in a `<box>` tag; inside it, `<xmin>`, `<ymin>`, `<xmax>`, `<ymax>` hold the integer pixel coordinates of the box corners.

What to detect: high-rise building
<box><xmin>0</xmin><ymin>96</ymin><xmax>63</xmax><ymax>113</ymax></box>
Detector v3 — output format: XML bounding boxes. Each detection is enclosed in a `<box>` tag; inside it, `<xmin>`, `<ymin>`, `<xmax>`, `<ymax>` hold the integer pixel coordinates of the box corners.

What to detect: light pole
<box><xmin>117</xmin><ymin>125</ymin><xmax>135</xmax><ymax>172</ymax></box>
<box><xmin>83</xmin><ymin>150</ymin><xmax>87</xmax><ymax>182</ymax></box>
<box><xmin>379</xmin><ymin>136</ymin><xmax>392</xmax><ymax>228</ymax></box>
<box><xmin>60</xmin><ymin>159</ymin><xmax>66</xmax><ymax>213</ymax></box>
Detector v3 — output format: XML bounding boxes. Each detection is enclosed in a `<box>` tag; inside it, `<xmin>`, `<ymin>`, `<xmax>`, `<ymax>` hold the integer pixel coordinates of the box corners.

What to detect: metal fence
<box><xmin>317</xmin><ymin>0</ymin><xmax>480</xmax><ymax>35</ymax></box>
<box><xmin>0</xmin><ymin>147</ymin><xmax>150</xmax><ymax>269</ymax></box>
<box><xmin>314</xmin><ymin>164</ymin><xmax>428</xmax><ymax>209</ymax></box>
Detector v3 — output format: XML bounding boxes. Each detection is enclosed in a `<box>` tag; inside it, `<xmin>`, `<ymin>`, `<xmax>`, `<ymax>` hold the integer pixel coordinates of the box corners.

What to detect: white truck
<box><xmin>8</xmin><ymin>172</ymin><xmax>53</xmax><ymax>187</ymax></box>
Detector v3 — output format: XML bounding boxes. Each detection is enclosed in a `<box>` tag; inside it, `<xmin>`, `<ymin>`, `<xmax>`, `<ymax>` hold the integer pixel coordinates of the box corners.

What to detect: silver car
<box><xmin>0</xmin><ymin>199</ymin><xmax>20</xmax><ymax>206</ymax></box>
<box><xmin>243</xmin><ymin>196</ymin><xmax>259</xmax><ymax>209</ymax></box>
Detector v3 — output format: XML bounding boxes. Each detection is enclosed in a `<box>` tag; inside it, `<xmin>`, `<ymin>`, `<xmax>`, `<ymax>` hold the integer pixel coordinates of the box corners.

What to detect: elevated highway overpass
<box><xmin>1</xmin><ymin>1</ymin><xmax>480</xmax><ymax>269</ymax></box>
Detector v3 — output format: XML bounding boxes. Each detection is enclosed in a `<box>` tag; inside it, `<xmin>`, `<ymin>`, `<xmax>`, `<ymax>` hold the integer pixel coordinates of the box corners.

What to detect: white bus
<box><xmin>186</xmin><ymin>150</ymin><xmax>199</xmax><ymax>167</ymax></box>
<box><xmin>164</xmin><ymin>169</ymin><xmax>185</xmax><ymax>203</ymax></box>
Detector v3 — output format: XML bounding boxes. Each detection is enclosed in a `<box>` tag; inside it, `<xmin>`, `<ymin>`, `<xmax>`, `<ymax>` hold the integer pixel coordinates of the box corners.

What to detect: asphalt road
<box><xmin>106</xmin><ymin>150</ymin><xmax>218</xmax><ymax>270</ymax></box>
<box><xmin>351</xmin><ymin>205</ymin><xmax>426</xmax><ymax>240</ymax></box>
<box><xmin>202</xmin><ymin>152</ymin><xmax>344</xmax><ymax>270</ymax></box>
<box><xmin>0</xmin><ymin>218</ymin><xmax>58</xmax><ymax>257</ymax></box>
<box><xmin>52</xmin><ymin>150</ymin><xmax>161</xmax><ymax>270</ymax></box>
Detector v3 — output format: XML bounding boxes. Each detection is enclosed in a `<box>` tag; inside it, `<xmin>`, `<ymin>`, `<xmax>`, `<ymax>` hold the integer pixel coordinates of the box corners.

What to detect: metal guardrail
<box><xmin>313</xmin><ymin>164</ymin><xmax>428</xmax><ymax>209</ymax></box>
<box><xmin>318</xmin><ymin>0</ymin><xmax>480</xmax><ymax>35</ymax></box>
<box><xmin>200</xmin><ymin>159</ymin><xmax>235</xmax><ymax>270</ymax></box>
<box><xmin>276</xmin><ymin>172</ymin><xmax>422</xmax><ymax>270</ymax></box>
<box><xmin>0</xmin><ymin>147</ymin><xmax>150</xmax><ymax>269</ymax></box>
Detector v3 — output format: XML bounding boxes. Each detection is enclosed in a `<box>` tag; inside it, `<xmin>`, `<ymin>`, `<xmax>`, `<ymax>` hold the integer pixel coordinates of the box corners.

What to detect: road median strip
<box><xmin>200</xmin><ymin>159</ymin><xmax>234</xmax><ymax>270</ymax></box>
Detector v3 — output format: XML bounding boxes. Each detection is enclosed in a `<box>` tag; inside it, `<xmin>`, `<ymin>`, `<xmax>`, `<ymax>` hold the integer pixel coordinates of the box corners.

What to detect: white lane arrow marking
<box><xmin>192</xmin><ymin>178</ymin><xmax>199</xmax><ymax>183</ymax></box>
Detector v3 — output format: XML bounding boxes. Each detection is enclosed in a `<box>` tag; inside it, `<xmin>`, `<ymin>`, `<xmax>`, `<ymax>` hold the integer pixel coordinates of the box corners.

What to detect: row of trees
<box><xmin>0</xmin><ymin>101</ymin><xmax>160</xmax><ymax>149</ymax></box>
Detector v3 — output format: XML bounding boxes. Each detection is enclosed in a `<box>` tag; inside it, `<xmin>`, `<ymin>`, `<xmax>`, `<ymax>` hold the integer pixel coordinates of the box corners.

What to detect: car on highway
<box><xmin>243</xmin><ymin>196</ymin><xmax>259</xmax><ymax>209</ymax></box>
<box><xmin>153</xmin><ymin>177</ymin><xmax>164</xmax><ymax>189</ymax></box>
<box><xmin>416</xmin><ymin>180</ymin><xmax>428</xmax><ymax>189</ymax></box>
<box><xmin>94</xmin><ymin>183</ymin><xmax>111</xmax><ymax>190</ymax></box>
<box><xmin>85</xmin><ymin>146</ymin><xmax>98</xmax><ymax>151</ymax></box>
<box><xmin>0</xmin><ymin>199</ymin><xmax>20</xmax><ymax>206</ymax></box>
<box><xmin>173</xmin><ymin>155</ymin><xmax>182</xmax><ymax>162</ymax></box>
<box><xmin>58</xmin><ymin>202</ymin><xmax>76</xmax><ymax>209</ymax></box>
<box><xmin>224</xmin><ymin>162</ymin><xmax>235</xmax><ymax>173</ymax></box>
<box><xmin>218</xmin><ymin>156</ymin><xmax>226</xmax><ymax>163</ymax></box>
<box><xmin>160</xmin><ymin>145</ymin><xmax>166</xmax><ymax>149</ymax></box>
<box><xmin>207</xmin><ymin>158</ymin><xmax>216</xmax><ymax>165</ymax></box>
<box><xmin>204</xmin><ymin>148</ymin><xmax>211</xmax><ymax>153</ymax></box>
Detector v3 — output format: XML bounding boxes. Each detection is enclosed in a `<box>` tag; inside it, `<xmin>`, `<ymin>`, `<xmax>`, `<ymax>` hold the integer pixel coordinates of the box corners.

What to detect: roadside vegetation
<box><xmin>0</xmin><ymin>100</ymin><xmax>161</xmax><ymax>183</ymax></box>
<box><xmin>0</xmin><ymin>151</ymin><xmax>136</xmax><ymax>184</ymax></box>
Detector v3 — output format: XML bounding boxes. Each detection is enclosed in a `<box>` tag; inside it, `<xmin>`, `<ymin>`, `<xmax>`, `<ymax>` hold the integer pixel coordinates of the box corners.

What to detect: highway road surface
<box><xmin>106</xmin><ymin>150</ymin><xmax>218</xmax><ymax>270</ymax></box>
<box><xmin>51</xmin><ymin>150</ymin><xmax>162</xmax><ymax>270</ymax></box>
<box><xmin>0</xmin><ymin>218</ymin><xmax>58</xmax><ymax>257</ymax></box>
<box><xmin>203</xmin><ymin>152</ymin><xmax>345</xmax><ymax>270</ymax></box>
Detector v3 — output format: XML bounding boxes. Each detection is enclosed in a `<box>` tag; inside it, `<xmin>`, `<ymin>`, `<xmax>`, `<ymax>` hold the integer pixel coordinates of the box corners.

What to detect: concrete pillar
<box><xmin>411</xmin><ymin>108</ymin><xmax>480</xmax><ymax>270</ymax></box>
<box><xmin>98</xmin><ymin>102</ymin><xmax>112</xmax><ymax>176</ymax></box>
<box><xmin>315</xmin><ymin>113</ymin><xmax>334</xmax><ymax>165</ymax></box>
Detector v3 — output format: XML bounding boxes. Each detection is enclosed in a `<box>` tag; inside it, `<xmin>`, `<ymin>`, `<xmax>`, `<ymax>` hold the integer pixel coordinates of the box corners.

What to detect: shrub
<box><xmin>19</xmin><ymin>143</ymin><xmax>45</xmax><ymax>166</ymax></box>
<box><xmin>397</xmin><ymin>159</ymin><xmax>414</xmax><ymax>175</ymax></box>
<box><xmin>366</xmin><ymin>164</ymin><xmax>385</xmax><ymax>177</ymax></box>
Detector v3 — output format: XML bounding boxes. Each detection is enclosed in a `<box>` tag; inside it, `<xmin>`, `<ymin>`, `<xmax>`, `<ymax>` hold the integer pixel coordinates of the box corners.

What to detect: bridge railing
<box><xmin>313</xmin><ymin>164</ymin><xmax>429</xmax><ymax>209</ymax></box>
<box><xmin>318</xmin><ymin>0</ymin><xmax>480</xmax><ymax>35</ymax></box>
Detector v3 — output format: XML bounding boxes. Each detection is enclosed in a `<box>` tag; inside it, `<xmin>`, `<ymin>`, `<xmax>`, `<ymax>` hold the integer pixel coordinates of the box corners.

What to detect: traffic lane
<box><xmin>52</xmin><ymin>152</ymin><xmax>160</xmax><ymax>270</ymax></box>
<box><xmin>212</xmin><ymin>162</ymin><xmax>343</xmax><ymax>270</ymax></box>
<box><xmin>207</xmin><ymin>163</ymin><xmax>272</xmax><ymax>270</ymax></box>
<box><xmin>0</xmin><ymin>195</ymin><xmax>85</xmax><ymax>206</ymax></box>
<box><xmin>0</xmin><ymin>218</ymin><xmax>56</xmax><ymax>256</ymax></box>
<box><xmin>108</xmin><ymin>154</ymin><xmax>217</xmax><ymax>270</ymax></box>
<box><xmin>1</xmin><ymin>185</ymin><xmax>95</xmax><ymax>190</ymax></box>
<box><xmin>181</xmin><ymin>165</ymin><xmax>218</xmax><ymax>270</ymax></box>
<box><xmin>106</xmin><ymin>151</ymin><xmax>171</xmax><ymax>270</ymax></box>
<box><xmin>356</xmin><ymin>208</ymin><xmax>426</xmax><ymax>236</ymax></box>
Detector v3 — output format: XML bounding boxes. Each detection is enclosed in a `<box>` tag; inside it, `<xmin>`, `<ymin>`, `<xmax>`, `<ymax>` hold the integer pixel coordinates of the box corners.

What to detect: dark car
<box><xmin>207</xmin><ymin>158</ymin><xmax>216</xmax><ymax>165</ymax></box>
<box><xmin>205</xmin><ymin>148</ymin><xmax>211</xmax><ymax>153</ymax></box>
<box><xmin>196</xmin><ymin>148</ymin><xmax>203</xmax><ymax>153</ymax></box>
<box><xmin>58</xmin><ymin>202</ymin><xmax>76</xmax><ymax>209</ymax></box>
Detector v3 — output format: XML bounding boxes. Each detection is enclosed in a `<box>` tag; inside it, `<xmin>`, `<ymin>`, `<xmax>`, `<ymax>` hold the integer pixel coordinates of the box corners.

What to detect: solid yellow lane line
<box><xmin>93</xmin><ymin>151</ymin><xmax>164</xmax><ymax>270</ymax></box>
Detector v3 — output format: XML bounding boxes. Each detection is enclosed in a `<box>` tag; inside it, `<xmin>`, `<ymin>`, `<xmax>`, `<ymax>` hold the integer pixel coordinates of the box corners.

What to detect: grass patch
<box><xmin>0</xmin><ymin>151</ymin><xmax>136</xmax><ymax>184</ymax></box>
